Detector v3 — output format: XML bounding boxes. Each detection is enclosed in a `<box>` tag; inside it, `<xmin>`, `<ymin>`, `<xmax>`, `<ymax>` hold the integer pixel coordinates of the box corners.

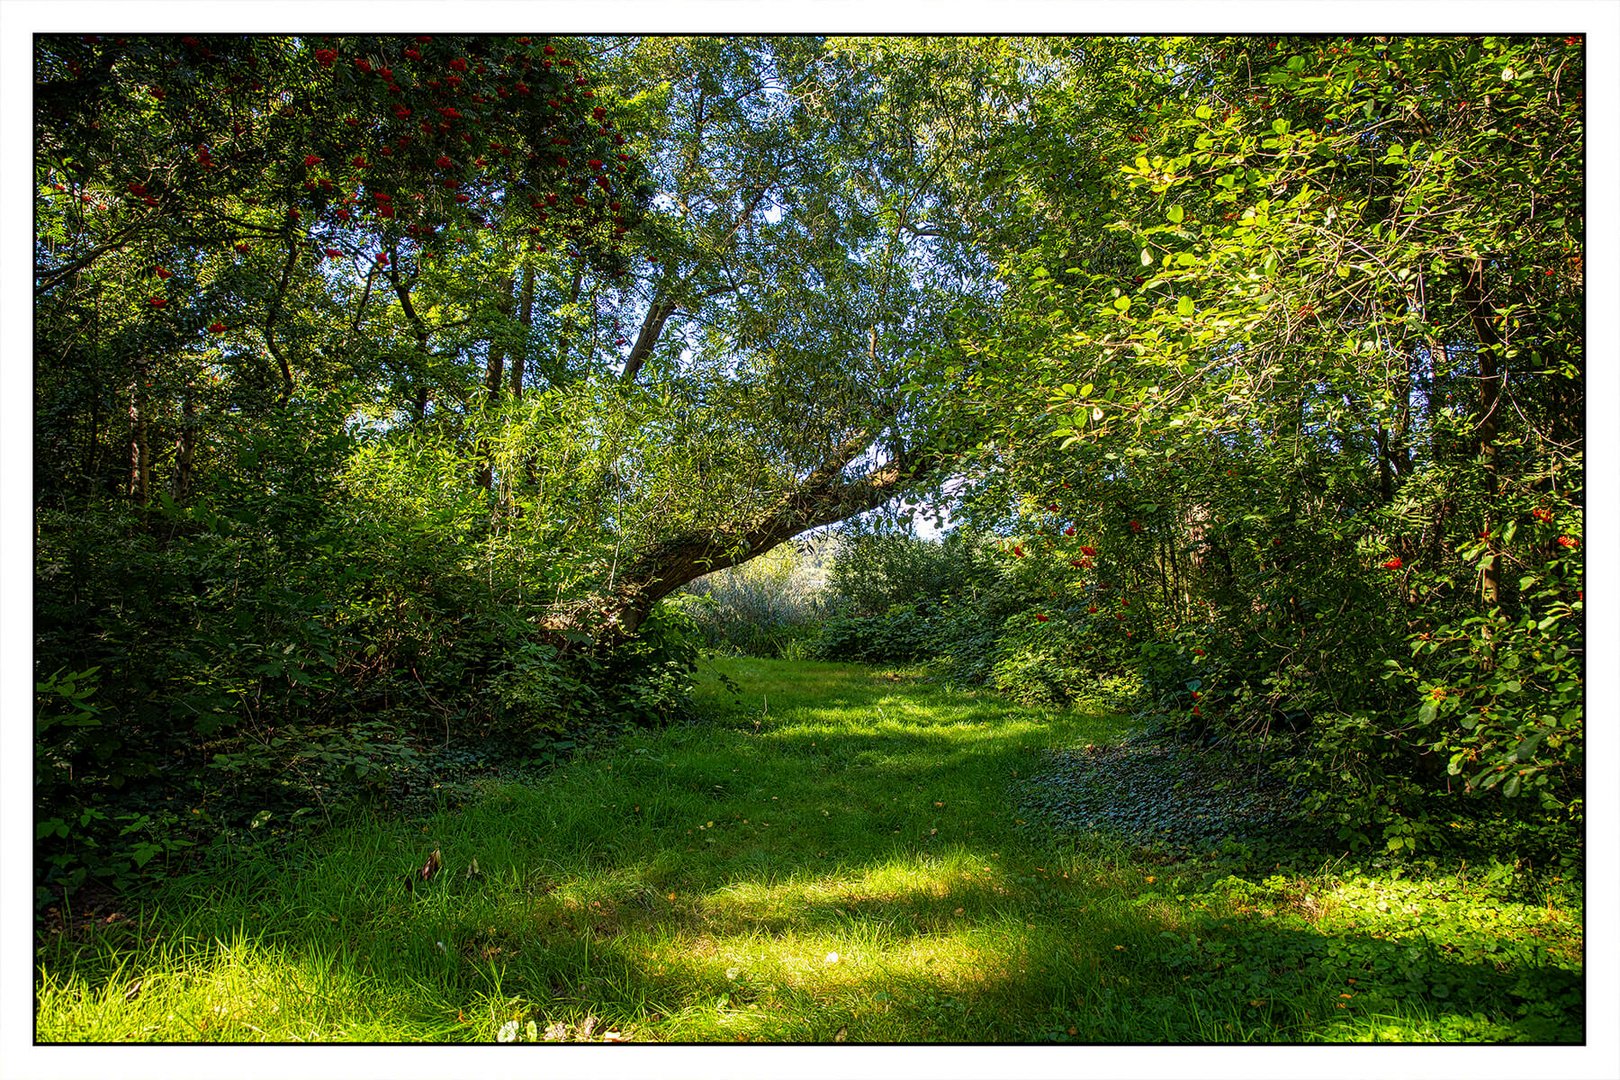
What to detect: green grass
<box><xmin>35</xmin><ymin>658</ymin><xmax>1583</xmax><ymax>1043</ymax></box>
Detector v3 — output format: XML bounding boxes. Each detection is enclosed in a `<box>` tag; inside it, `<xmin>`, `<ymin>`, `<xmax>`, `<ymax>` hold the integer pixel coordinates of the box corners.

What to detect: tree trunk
<box><xmin>510</xmin><ymin>251</ymin><xmax>537</xmax><ymax>400</ymax></box>
<box><xmin>386</xmin><ymin>260</ymin><xmax>434</xmax><ymax>425</ymax></box>
<box><xmin>621</xmin><ymin>294</ymin><xmax>678</xmax><ymax>386</ymax></box>
<box><xmin>1464</xmin><ymin>257</ymin><xmax>1503</xmax><ymax>609</ymax></box>
<box><xmin>127</xmin><ymin>359</ymin><xmax>150</xmax><ymax>506</ymax></box>
<box><xmin>476</xmin><ymin>271</ymin><xmax>516</xmax><ymax>491</ymax></box>
<box><xmin>555</xmin><ymin>266</ymin><xmax>583</xmax><ymax>375</ymax></box>
<box><xmin>174</xmin><ymin>384</ymin><xmax>195</xmax><ymax>502</ymax></box>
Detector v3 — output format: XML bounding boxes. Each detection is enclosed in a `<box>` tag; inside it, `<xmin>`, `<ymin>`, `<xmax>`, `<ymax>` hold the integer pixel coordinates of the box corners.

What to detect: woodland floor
<box><xmin>35</xmin><ymin>658</ymin><xmax>1583</xmax><ymax>1044</ymax></box>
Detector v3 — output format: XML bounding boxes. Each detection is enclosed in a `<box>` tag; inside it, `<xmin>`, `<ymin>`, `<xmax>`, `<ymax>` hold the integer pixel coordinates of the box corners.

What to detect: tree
<box><xmin>459</xmin><ymin>36</ymin><xmax>1001</xmax><ymax>636</ymax></box>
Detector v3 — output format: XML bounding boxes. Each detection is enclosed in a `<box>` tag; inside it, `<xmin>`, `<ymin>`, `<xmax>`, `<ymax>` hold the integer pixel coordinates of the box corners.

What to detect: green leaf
<box><xmin>1113</xmin><ymin>296</ymin><xmax>1131</xmax><ymax>312</ymax></box>
<box><xmin>1176</xmin><ymin>296</ymin><xmax>1194</xmax><ymax>317</ymax></box>
<box><xmin>1167</xmin><ymin>204</ymin><xmax>1185</xmax><ymax>224</ymax></box>
<box><xmin>1140</xmin><ymin>247</ymin><xmax>1154</xmax><ymax>266</ymax></box>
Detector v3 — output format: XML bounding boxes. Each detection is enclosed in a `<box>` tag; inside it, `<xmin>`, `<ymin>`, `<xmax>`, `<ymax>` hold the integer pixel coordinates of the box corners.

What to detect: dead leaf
<box><xmin>834</xmin><ymin>1026</ymin><xmax>847</xmax><ymax>1042</ymax></box>
<box><xmin>421</xmin><ymin>848</ymin><xmax>442</xmax><ymax>881</ymax></box>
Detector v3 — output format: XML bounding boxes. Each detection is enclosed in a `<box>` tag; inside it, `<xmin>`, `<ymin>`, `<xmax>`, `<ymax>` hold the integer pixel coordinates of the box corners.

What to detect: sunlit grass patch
<box><xmin>35</xmin><ymin>929</ymin><xmax>449</xmax><ymax>1043</ymax></box>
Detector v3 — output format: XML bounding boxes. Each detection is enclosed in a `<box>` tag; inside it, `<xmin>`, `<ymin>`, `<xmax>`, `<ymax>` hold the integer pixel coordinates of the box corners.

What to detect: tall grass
<box><xmin>36</xmin><ymin>659</ymin><xmax>1583</xmax><ymax>1043</ymax></box>
<box><xmin>680</xmin><ymin>537</ymin><xmax>835</xmax><ymax>657</ymax></box>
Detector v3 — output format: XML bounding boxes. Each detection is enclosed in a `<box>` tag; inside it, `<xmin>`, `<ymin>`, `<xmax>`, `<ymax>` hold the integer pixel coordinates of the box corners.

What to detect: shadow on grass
<box><xmin>36</xmin><ymin>661</ymin><xmax>1583</xmax><ymax>1044</ymax></box>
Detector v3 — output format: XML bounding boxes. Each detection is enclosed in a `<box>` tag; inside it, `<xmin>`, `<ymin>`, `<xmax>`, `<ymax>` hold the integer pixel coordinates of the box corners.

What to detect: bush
<box><xmin>32</xmin><ymin>427</ymin><xmax>709</xmax><ymax>903</ymax></box>
<box><xmin>988</xmin><ymin>610</ymin><xmax>1143</xmax><ymax>710</ymax></box>
<box><xmin>809</xmin><ymin>602</ymin><xmax>937</xmax><ymax>664</ymax></box>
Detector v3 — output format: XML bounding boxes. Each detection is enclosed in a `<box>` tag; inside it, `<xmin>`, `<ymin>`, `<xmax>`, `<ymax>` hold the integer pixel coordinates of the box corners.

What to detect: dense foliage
<box><xmin>836</xmin><ymin>35</ymin><xmax>1583</xmax><ymax>855</ymax></box>
<box><xmin>35</xmin><ymin>34</ymin><xmax>1582</xmax><ymax>901</ymax></box>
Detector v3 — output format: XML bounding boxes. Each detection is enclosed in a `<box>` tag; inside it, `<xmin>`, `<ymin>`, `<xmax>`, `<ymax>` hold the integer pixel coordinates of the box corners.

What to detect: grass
<box><xmin>35</xmin><ymin>657</ymin><xmax>1583</xmax><ymax>1043</ymax></box>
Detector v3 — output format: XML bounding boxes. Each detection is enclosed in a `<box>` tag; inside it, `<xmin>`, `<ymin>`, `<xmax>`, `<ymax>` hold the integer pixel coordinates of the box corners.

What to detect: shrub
<box><xmin>809</xmin><ymin>602</ymin><xmax>937</xmax><ymax>664</ymax></box>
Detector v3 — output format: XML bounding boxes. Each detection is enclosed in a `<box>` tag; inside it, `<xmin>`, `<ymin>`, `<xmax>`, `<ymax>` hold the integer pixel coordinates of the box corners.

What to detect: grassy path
<box><xmin>36</xmin><ymin>659</ymin><xmax>1582</xmax><ymax>1043</ymax></box>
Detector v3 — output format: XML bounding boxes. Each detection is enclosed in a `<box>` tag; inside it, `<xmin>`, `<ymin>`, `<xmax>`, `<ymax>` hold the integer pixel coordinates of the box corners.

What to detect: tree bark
<box><xmin>1464</xmin><ymin>257</ymin><xmax>1502</xmax><ymax>609</ymax></box>
<box><xmin>510</xmin><ymin>250</ymin><xmax>537</xmax><ymax>400</ymax></box>
<box><xmin>476</xmin><ymin>271</ymin><xmax>516</xmax><ymax>491</ymax></box>
<box><xmin>127</xmin><ymin>363</ymin><xmax>149</xmax><ymax>506</ymax></box>
<box><xmin>174</xmin><ymin>384</ymin><xmax>195</xmax><ymax>502</ymax></box>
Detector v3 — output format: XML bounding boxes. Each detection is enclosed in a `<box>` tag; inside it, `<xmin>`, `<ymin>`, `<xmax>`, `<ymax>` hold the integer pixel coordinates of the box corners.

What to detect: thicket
<box><xmin>32</xmin><ymin>33</ymin><xmax>689</xmax><ymax>904</ymax></box>
<box><xmin>33</xmin><ymin>413</ymin><xmax>705</xmax><ymax>903</ymax></box>
<box><xmin>769</xmin><ymin>35</ymin><xmax>1584</xmax><ymax>863</ymax></box>
<box><xmin>958</xmin><ymin>34</ymin><xmax>1586</xmax><ymax>861</ymax></box>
